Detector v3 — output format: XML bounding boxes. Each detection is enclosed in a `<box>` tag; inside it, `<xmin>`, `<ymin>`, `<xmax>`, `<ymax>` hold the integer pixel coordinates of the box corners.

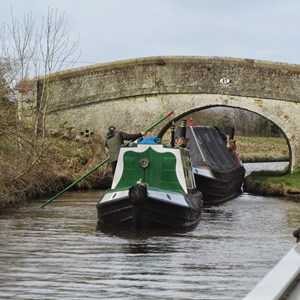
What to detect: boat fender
<box><xmin>129</xmin><ymin>184</ymin><xmax>147</xmax><ymax>204</ymax></box>
<box><xmin>129</xmin><ymin>184</ymin><xmax>148</xmax><ymax>229</ymax></box>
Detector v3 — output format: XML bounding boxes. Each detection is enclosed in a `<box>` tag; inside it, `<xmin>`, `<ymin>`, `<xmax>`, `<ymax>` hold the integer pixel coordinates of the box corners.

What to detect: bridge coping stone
<box><xmin>42</xmin><ymin>56</ymin><xmax>300</xmax><ymax>81</ymax></box>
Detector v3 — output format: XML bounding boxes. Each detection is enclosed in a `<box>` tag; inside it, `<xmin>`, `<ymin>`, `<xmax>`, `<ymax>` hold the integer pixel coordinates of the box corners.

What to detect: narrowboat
<box><xmin>96</xmin><ymin>134</ymin><xmax>203</xmax><ymax>231</ymax></box>
<box><xmin>176</xmin><ymin>122</ymin><xmax>245</xmax><ymax>205</ymax></box>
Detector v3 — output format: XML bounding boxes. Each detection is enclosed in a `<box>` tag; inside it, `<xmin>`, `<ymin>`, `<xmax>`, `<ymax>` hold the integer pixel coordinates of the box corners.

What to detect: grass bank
<box><xmin>0</xmin><ymin>135</ymin><xmax>111</xmax><ymax>213</ymax></box>
<box><xmin>237</xmin><ymin>136</ymin><xmax>289</xmax><ymax>162</ymax></box>
<box><xmin>243</xmin><ymin>169</ymin><xmax>300</xmax><ymax>200</ymax></box>
<box><xmin>237</xmin><ymin>136</ymin><xmax>300</xmax><ymax>199</ymax></box>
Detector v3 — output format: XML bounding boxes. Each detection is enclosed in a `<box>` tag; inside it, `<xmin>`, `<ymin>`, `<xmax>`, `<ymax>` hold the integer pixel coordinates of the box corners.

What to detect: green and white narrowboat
<box><xmin>96</xmin><ymin>143</ymin><xmax>203</xmax><ymax>231</ymax></box>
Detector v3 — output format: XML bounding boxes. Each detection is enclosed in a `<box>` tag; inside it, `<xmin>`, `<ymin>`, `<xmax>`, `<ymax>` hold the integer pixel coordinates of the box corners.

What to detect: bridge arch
<box><xmin>18</xmin><ymin>56</ymin><xmax>300</xmax><ymax>171</ymax></box>
<box><xmin>158</xmin><ymin>103</ymin><xmax>292</xmax><ymax>171</ymax></box>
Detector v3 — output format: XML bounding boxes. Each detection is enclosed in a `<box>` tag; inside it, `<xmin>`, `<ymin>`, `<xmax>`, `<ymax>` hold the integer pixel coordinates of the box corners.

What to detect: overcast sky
<box><xmin>1</xmin><ymin>0</ymin><xmax>300</xmax><ymax>68</ymax></box>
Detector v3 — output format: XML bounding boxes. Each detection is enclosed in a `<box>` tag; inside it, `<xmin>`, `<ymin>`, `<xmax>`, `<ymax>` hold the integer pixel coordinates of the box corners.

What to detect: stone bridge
<box><xmin>18</xmin><ymin>56</ymin><xmax>300</xmax><ymax>171</ymax></box>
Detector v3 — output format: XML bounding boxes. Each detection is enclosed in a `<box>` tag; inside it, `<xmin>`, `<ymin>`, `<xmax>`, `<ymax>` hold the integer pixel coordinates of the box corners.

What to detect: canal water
<box><xmin>0</xmin><ymin>162</ymin><xmax>299</xmax><ymax>300</ymax></box>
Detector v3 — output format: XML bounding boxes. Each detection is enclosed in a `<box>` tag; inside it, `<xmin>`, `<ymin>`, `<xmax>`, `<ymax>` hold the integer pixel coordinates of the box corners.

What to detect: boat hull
<box><xmin>194</xmin><ymin>165</ymin><xmax>246</xmax><ymax>205</ymax></box>
<box><xmin>97</xmin><ymin>184</ymin><xmax>202</xmax><ymax>232</ymax></box>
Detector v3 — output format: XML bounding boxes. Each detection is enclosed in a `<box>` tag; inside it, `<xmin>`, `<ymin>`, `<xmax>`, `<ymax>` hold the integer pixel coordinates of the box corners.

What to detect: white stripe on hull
<box><xmin>147</xmin><ymin>189</ymin><xmax>189</xmax><ymax>207</ymax></box>
<box><xmin>100</xmin><ymin>190</ymin><xmax>128</xmax><ymax>204</ymax></box>
<box><xmin>99</xmin><ymin>188</ymin><xmax>189</xmax><ymax>207</ymax></box>
<box><xmin>193</xmin><ymin>166</ymin><xmax>215</xmax><ymax>179</ymax></box>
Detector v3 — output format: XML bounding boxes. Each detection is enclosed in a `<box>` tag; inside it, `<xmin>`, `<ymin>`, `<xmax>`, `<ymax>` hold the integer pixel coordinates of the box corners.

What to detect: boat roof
<box><xmin>179</xmin><ymin>125</ymin><xmax>240</xmax><ymax>171</ymax></box>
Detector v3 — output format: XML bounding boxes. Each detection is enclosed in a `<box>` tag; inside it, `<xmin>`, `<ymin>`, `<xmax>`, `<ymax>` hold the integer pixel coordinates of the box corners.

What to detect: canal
<box><xmin>0</xmin><ymin>162</ymin><xmax>299</xmax><ymax>299</ymax></box>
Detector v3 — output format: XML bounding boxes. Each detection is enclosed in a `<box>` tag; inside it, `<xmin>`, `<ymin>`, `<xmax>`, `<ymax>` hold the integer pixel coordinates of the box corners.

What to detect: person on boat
<box><xmin>214</xmin><ymin>126</ymin><xmax>228</xmax><ymax>144</ymax></box>
<box><xmin>228</xmin><ymin>138</ymin><xmax>241</xmax><ymax>164</ymax></box>
<box><xmin>105</xmin><ymin>126</ymin><xmax>145</xmax><ymax>175</ymax></box>
<box><xmin>175</xmin><ymin>136</ymin><xmax>189</xmax><ymax>147</ymax></box>
<box><xmin>138</xmin><ymin>130</ymin><xmax>161</xmax><ymax>144</ymax></box>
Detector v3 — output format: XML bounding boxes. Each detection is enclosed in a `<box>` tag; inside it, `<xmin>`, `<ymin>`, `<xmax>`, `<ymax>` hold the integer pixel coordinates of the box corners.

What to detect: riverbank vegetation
<box><xmin>243</xmin><ymin>169</ymin><xmax>300</xmax><ymax>200</ymax></box>
<box><xmin>0</xmin><ymin>9</ymin><xmax>82</xmax><ymax>212</ymax></box>
<box><xmin>0</xmin><ymin>100</ymin><xmax>110</xmax><ymax>212</ymax></box>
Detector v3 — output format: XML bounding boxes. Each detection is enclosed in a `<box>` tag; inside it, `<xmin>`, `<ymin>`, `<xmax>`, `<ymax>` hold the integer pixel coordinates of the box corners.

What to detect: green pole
<box><xmin>144</xmin><ymin>110</ymin><xmax>174</xmax><ymax>133</ymax></box>
<box><xmin>40</xmin><ymin>110</ymin><xmax>174</xmax><ymax>208</ymax></box>
<box><xmin>40</xmin><ymin>157</ymin><xmax>110</xmax><ymax>208</ymax></box>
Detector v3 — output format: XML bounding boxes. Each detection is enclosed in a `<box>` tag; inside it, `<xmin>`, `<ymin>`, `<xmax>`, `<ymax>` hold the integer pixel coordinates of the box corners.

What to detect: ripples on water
<box><xmin>0</xmin><ymin>162</ymin><xmax>299</xmax><ymax>299</ymax></box>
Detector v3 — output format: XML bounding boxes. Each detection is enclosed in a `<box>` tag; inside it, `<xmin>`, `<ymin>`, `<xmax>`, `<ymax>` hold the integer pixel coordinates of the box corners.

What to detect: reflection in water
<box><xmin>0</xmin><ymin>163</ymin><xmax>299</xmax><ymax>299</ymax></box>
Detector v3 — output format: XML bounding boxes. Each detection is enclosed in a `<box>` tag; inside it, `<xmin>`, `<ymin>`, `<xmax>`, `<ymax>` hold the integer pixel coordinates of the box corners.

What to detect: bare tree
<box><xmin>0</xmin><ymin>8</ymin><xmax>81</xmax><ymax>202</ymax></box>
<box><xmin>34</xmin><ymin>8</ymin><xmax>80</xmax><ymax>137</ymax></box>
<box><xmin>1</xmin><ymin>8</ymin><xmax>80</xmax><ymax>135</ymax></box>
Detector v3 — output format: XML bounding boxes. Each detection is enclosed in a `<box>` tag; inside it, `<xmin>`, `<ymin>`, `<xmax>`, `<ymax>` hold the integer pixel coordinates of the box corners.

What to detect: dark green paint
<box><xmin>115</xmin><ymin>147</ymin><xmax>184</xmax><ymax>192</ymax></box>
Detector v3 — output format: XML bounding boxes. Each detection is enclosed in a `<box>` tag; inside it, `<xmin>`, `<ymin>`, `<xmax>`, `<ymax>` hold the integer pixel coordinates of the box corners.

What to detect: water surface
<box><xmin>0</xmin><ymin>162</ymin><xmax>299</xmax><ymax>299</ymax></box>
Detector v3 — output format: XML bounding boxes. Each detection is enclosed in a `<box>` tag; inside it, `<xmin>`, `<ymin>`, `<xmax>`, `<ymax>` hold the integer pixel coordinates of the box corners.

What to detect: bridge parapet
<box><xmin>21</xmin><ymin>56</ymin><xmax>300</xmax><ymax>112</ymax></box>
